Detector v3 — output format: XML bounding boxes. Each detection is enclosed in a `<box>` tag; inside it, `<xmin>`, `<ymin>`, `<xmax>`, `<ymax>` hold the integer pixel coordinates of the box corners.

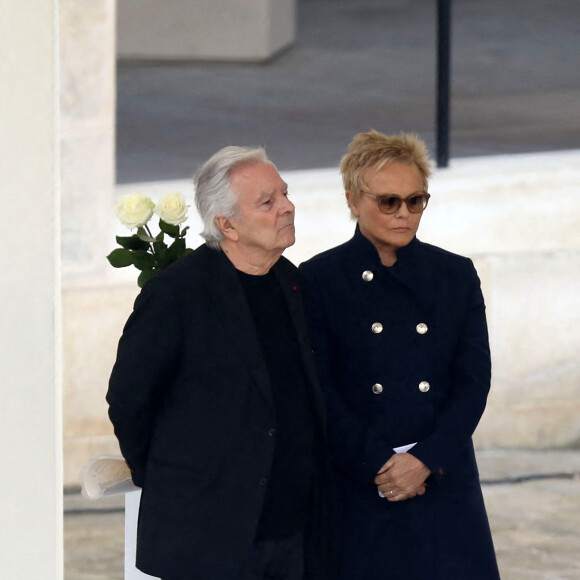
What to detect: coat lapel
<box><xmin>274</xmin><ymin>258</ymin><xmax>327</xmax><ymax>426</ymax></box>
<box><xmin>202</xmin><ymin>249</ymin><xmax>275</xmax><ymax>412</ymax></box>
<box><xmin>388</xmin><ymin>239</ymin><xmax>439</xmax><ymax>315</ymax></box>
<box><xmin>348</xmin><ymin>228</ymin><xmax>438</xmax><ymax>318</ymax></box>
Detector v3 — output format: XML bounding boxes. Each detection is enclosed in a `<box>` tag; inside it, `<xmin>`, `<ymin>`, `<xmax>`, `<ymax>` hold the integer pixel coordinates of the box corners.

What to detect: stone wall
<box><xmin>62</xmin><ymin>150</ymin><xmax>580</xmax><ymax>486</ymax></box>
<box><xmin>60</xmin><ymin>0</ymin><xmax>116</xmax><ymax>283</ymax></box>
<box><xmin>60</xmin><ymin>0</ymin><xmax>117</xmax><ymax>487</ymax></box>
<box><xmin>419</xmin><ymin>152</ymin><xmax>580</xmax><ymax>450</ymax></box>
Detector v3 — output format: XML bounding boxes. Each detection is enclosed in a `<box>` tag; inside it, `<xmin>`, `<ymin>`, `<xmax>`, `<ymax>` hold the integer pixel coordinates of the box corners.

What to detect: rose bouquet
<box><xmin>107</xmin><ymin>192</ymin><xmax>193</xmax><ymax>287</ymax></box>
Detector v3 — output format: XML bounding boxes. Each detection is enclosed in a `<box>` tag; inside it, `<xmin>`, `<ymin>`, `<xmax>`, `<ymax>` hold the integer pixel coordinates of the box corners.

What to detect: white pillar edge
<box><xmin>0</xmin><ymin>0</ymin><xmax>63</xmax><ymax>577</ymax></box>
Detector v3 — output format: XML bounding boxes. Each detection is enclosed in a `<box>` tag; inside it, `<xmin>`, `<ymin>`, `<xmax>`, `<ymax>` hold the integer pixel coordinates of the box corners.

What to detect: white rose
<box><xmin>116</xmin><ymin>193</ymin><xmax>155</xmax><ymax>229</ymax></box>
<box><xmin>155</xmin><ymin>192</ymin><xmax>189</xmax><ymax>225</ymax></box>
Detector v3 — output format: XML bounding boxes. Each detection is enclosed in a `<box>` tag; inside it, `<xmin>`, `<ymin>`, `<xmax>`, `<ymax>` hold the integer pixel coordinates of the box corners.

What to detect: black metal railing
<box><xmin>436</xmin><ymin>0</ymin><xmax>451</xmax><ymax>168</ymax></box>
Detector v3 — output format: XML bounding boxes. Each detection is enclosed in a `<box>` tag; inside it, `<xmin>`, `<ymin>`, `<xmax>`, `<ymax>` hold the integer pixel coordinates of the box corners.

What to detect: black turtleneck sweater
<box><xmin>237</xmin><ymin>268</ymin><xmax>315</xmax><ymax>540</ymax></box>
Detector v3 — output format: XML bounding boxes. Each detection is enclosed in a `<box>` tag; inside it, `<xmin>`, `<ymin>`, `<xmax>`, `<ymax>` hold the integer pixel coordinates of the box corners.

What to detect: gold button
<box><xmin>362</xmin><ymin>270</ymin><xmax>374</xmax><ymax>282</ymax></box>
<box><xmin>416</xmin><ymin>323</ymin><xmax>428</xmax><ymax>335</ymax></box>
<box><xmin>419</xmin><ymin>381</ymin><xmax>430</xmax><ymax>393</ymax></box>
<box><xmin>371</xmin><ymin>322</ymin><xmax>383</xmax><ymax>334</ymax></box>
<box><xmin>372</xmin><ymin>383</ymin><xmax>383</xmax><ymax>395</ymax></box>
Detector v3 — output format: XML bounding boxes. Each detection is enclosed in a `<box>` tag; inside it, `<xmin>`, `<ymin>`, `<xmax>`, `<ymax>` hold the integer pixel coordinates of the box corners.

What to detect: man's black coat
<box><xmin>107</xmin><ymin>244</ymin><xmax>332</xmax><ymax>579</ymax></box>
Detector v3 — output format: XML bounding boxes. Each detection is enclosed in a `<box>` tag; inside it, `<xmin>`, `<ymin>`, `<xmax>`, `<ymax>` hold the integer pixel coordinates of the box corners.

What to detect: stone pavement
<box><xmin>64</xmin><ymin>450</ymin><xmax>580</xmax><ymax>580</ymax></box>
<box><xmin>117</xmin><ymin>0</ymin><xmax>580</xmax><ymax>183</ymax></box>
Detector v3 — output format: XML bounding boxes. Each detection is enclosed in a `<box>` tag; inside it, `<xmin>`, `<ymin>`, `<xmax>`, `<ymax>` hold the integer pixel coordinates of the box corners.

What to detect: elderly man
<box><xmin>107</xmin><ymin>147</ymin><xmax>333</xmax><ymax>580</ymax></box>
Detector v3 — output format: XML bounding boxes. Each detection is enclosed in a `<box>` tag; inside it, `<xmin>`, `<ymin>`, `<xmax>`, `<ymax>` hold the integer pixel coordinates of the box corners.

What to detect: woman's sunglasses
<box><xmin>360</xmin><ymin>191</ymin><xmax>431</xmax><ymax>214</ymax></box>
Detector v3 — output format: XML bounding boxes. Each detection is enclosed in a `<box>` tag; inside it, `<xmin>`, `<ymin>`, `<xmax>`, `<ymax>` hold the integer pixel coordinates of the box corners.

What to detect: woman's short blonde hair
<box><xmin>340</xmin><ymin>130</ymin><xmax>432</xmax><ymax>210</ymax></box>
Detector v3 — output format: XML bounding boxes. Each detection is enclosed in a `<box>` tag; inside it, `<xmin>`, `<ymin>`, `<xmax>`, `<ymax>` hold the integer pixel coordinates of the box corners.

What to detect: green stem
<box><xmin>144</xmin><ymin>224</ymin><xmax>158</xmax><ymax>267</ymax></box>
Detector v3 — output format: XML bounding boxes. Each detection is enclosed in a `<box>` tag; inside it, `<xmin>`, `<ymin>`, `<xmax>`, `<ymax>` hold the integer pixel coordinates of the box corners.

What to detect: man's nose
<box><xmin>280</xmin><ymin>195</ymin><xmax>295</xmax><ymax>214</ymax></box>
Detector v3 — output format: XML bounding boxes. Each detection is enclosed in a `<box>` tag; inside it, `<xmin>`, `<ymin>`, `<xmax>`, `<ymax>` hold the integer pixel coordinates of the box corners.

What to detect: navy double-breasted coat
<box><xmin>299</xmin><ymin>227</ymin><xmax>499</xmax><ymax>580</ymax></box>
<box><xmin>107</xmin><ymin>244</ymin><xmax>333</xmax><ymax>579</ymax></box>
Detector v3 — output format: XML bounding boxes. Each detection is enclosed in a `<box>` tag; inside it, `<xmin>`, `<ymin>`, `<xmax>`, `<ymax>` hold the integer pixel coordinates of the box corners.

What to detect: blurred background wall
<box><xmin>60</xmin><ymin>0</ymin><xmax>580</xmax><ymax>487</ymax></box>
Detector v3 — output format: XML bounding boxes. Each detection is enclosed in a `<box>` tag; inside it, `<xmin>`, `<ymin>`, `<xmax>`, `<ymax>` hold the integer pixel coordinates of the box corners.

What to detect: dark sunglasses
<box><xmin>360</xmin><ymin>191</ymin><xmax>431</xmax><ymax>214</ymax></box>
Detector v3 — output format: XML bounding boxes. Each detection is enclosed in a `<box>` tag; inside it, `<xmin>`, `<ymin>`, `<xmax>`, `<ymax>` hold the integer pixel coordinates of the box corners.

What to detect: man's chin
<box><xmin>281</xmin><ymin>232</ymin><xmax>296</xmax><ymax>250</ymax></box>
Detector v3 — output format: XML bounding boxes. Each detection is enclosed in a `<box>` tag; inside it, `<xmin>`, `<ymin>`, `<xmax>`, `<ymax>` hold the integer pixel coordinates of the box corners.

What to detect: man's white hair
<box><xmin>193</xmin><ymin>146</ymin><xmax>272</xmax><ymax>249</ymax></box>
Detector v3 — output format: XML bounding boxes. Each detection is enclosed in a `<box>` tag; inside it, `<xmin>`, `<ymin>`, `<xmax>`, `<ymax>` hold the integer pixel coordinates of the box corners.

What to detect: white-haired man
<box><xmin>107</xmin><ymin>147</ymin><xmax>334</xmax><ymax>580</ymax></box>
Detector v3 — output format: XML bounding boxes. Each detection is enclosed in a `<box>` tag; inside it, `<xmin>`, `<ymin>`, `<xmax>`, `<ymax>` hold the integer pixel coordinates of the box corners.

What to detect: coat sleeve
<box><xmin>409</xmin><ymin>259</ymin><xmax>491</xmax><ymax>477</ymax></box>
<box><xmin>106</xmin><ymin>276</ymin><xmax>184</xmax><ymax>487</ymax></box>
<box><xmin>300</xmin><ymin>266</ymin><xmax>394</xmax><ymax>483</ymax></box>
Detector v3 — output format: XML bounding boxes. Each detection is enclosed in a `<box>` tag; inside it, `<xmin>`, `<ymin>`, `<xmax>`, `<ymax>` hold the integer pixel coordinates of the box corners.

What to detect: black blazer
<box><xmin>107</xmin><ymin>244</ymin><xmax>332</xmax><ymax>579</ymax></box>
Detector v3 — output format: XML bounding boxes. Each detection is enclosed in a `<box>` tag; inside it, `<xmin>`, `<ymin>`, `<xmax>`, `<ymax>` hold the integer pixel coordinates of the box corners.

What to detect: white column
<box><xmin>0</xmin><ymin>1</ymin><xmax>62</xmax><ymax>578</ymax></box>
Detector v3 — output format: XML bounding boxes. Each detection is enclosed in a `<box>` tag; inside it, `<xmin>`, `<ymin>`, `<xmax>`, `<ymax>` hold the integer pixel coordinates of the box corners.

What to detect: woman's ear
<box><xmin>346</xmin><ymin>191</ymin><xmax>360</xmax><ymax>218</ymax></box>
<box><xmin>215</xmin><ymin>215</ymin><xmax>239</xmax><ymax>242</ymax></box>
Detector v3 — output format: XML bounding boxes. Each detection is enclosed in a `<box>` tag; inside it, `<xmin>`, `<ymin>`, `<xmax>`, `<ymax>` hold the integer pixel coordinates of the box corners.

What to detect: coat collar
<box><xmin>350</xmin><ymin>225</ymin><xmax>436</xmax><ymax>313</ymax></box>
<box><xmin>350</xmin><ymin>223</ymin><xmax>420</xmax><ymax>267</ymax></box>
<box><xmin>273</xmin><ymin>260</ymin><xmax>324</xmax><ymax>410</ymax></box>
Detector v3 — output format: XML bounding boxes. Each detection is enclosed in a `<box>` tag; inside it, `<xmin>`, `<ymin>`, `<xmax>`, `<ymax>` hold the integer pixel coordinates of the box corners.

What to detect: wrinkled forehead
<box><xmin>231</xmin><ymin>161</ymin><xmax>287</xmax><ymax>199</ymax></box>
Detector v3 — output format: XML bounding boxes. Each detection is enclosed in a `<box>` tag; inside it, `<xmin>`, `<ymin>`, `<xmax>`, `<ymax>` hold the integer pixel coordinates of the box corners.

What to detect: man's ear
<box><xmin>345</xmin><ymin>191</ymin><xmax>360</xmax><ymax>218</ymax></box>
<box><xmin>215</xmin><ymin>215</ymin><xmax>239</xmax><ymax>242</ymax></box>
